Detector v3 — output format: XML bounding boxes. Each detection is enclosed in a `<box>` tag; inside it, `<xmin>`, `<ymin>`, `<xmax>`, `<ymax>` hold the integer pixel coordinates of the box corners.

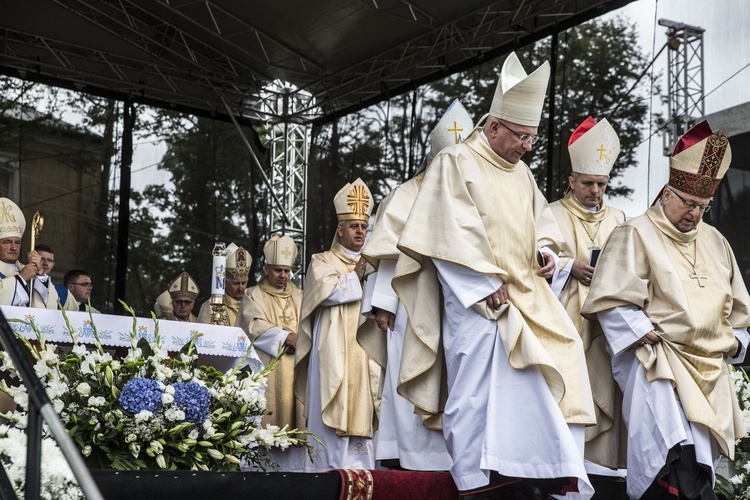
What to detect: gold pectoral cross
<box><xmin>690</xmin><ymin>270</ymin><xmax>707</xmax><ymax>287</ymax></box>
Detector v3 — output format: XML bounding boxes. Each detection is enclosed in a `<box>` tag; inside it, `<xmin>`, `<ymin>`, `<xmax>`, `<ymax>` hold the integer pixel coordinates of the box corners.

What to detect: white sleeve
<box><xmin>370</xmin><ymin>260</ymin><xmax>398</xmax><ymax>314</ymax></box>
<box><xmin>728</xmin><ymin>327</ymin><xmax>750</xmax><ymax>364</ymax></box>
<box><xmin>433</xmin><ymin>258</ymin><xmax>503</xmax><ymax>309</ymax></box>
<box><xmin>597</xmin><ymin>304</ymin><xmax>655</xmax><ymax>357</ymax></box>
<box><xmin>33</xmin><ymin>276</ymin><xmax>50</xmax><ymax>307</ymax></box>
<box><xmin>253</xmin><ymin>326</ymin><xmax>290</xmax><ymax>358</ymax></box>
<box><xmin>550</xmin><ymin>259</ymin><xmax>573</xmax><ymax>299</ymax></box>
<box><xmin>322</xmin><ymin>271</ymin><xmax>363</xmax><ymax>306</ymax></box>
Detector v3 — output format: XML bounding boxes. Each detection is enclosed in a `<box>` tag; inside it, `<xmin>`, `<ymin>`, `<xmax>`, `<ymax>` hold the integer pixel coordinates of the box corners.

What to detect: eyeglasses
<box><xmin>173</xmin><ymin>300</ymin><xmax>194</xmax><ymax>306</ymax></box>
<box><xmin>496</xmin><ymin>120</ymin><xmax>540</xmax><ymax>145</ymax></box>
<box><xmin>71</xmin><ymin>282</ymin><xmax>93</xmax><ymax>288</ymax></box>
<box><xmin>40</xmin><ymin>257</ymin><xmax>55</xmax><ymax>263</ymax></box>
<box><xmin>668</xmin><ymin>188</ymin><xmax>712</xmax><ymax>213</ymax></box>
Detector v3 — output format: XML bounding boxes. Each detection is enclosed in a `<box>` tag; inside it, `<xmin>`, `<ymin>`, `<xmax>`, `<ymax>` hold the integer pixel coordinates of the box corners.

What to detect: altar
<box><xmin>0</xmin><ymin>305</ymin><xmax>262</xmax><ymax>372</ymax></box>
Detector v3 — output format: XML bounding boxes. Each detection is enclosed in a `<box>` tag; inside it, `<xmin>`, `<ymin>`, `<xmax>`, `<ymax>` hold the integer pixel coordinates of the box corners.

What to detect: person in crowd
<box><xmin>197</xmin><ymin>244</ymin><xmax>250</xmax><ymax>326</ymax></box>
<box><xmin>164</xmin><ymin>272</ymin><xmax>200</xmax><ymax>322</ymax></box>
<box><xmin>357</xmin><ymin>99</ymin><xmax>473</xmax><ymax>472</ymax></box>
<box><xmin>64</xmin><ymin>269</ymin><xmax>100</xmax><ymax>313</ymax></box>
<box><xmin>33</xmin><ymin>243</ymin><xmax>78</xmax><ymax>311</ymax></box>
<box><xmin>294</xmin><ymin>178</ymin><xmax>380</xmax><ymax>471</ymax></box>
<box><xmin>237</xmin><ymin>235</ymin><xmax>306</xmax><ymax>470</ymax></box>
<box><xmin>582</xmin><ymin>120</ymin><xmax>750</xmax><ymax>499</ymax></box>
<box><xmin>548</xmin><ymin>117</ymin><xmax>628</xmax><ymax>488</ymax></box>
<box><xmin>392</xmin><ymin>52</ymin><xmax>595</xmax><ymax>499</ymax></box>
<box><xmin>0</xmin><ymin>197</ymin><xmax>61</xmax><ymax>309</ymax></box>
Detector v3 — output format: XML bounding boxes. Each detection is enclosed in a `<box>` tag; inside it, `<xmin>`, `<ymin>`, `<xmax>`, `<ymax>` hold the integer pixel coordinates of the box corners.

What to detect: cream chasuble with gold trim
<box><xmin>295</xmin><ymin>241</ymin><xmax>379</xmax><ymax>438</ymax></box>
<box><xmin>196</xmin><ymin>294</ymin><xmax>241</xmax><ymax>327</ymax></box>
<box><xmin>0</xmin><ymin>261</ymin><xmax>61</xmax><ymax>309</ymax></box>
<box><xmin>394</xmin><ymin>129</ymin><xmax>595</xmax><ymax>427</ymax></box>
<box><xmin>237</xmin><ymin>280</ymin><xmax>303</xmax><ymax>429</ymax></box>
<box><xmin>549</xmin><ymin>192</ymin><xmax>627</xmax><ymax>469</ymax></box>
<box><xmin>582</xmin><ymin>203</ymin><xmax>750</xmax><ymax>459</ymax></box>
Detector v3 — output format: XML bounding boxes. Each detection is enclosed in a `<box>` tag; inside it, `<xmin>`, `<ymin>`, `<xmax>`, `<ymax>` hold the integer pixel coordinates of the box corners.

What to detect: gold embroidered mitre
<box><xmin>568</xmin><ymin>116</ymin><xmax>620</xmax><ymax>176</ymax></box>
<box><xmin>669</xmin><ymin>120</ymin><xmax>731</xmax><ymax>197</ymax></box>
<box><xmin>168</xmin><ymin>272</ymin><xmax>200</xmax><ymax>300</ymax></box>
<box><xmin>429</xmin><ymin>99</ymin><xmax>474</xmax><ymax>156</ymax></box>
<box><xmin>226</xmin><ymin>245</ymin><xmax>251</xmax><ymax>279</ymax></box>
<box><xmin>264</xmin><ymin>235</ymin><xmax>298</xmax><ymax>267</ymax></box>
<box><xmin>489</xmin><ymin>52</ymin><xmax>550</xmax><ymax>127</ymax></box>
<box><xmin>0</xmin><ymin>197</ymin><xmax>26</xmax><ymax>239</ymax></box>
<box><xmin>334</xmin><ymin>177</ymin><xmax>373</xmax><ymax>222</ymax></box>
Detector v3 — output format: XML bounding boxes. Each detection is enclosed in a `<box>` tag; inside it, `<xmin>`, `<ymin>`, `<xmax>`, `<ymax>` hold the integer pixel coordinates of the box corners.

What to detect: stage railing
<box><xmin>0</xmin><ymin>308</ymin><xmax>104</xmax><ymax>500</ymax></box>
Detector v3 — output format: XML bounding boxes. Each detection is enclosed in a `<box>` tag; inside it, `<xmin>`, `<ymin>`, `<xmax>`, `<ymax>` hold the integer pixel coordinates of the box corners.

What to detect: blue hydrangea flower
<box><xmin>118</xmin><ymin>378</ymin><xmax>163</xmax><ymax>414</ymax></box>
<box><xmin>171</xmin><ymin>382</ymin><xmax>211</xmax><ymax>425</ymax></box>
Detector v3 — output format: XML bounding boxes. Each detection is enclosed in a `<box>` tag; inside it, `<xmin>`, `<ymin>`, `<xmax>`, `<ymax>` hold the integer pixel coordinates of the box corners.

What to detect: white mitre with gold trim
<box><xmin>226</xmin><ymin>245</ymin><xmax>251</xmax><ymax>279</ymax></box>
<box><xmin>168</xmin><ymin>272</ymin><xmax>200</xmax><ymax>301</ymax></box>
<box><xmin>489</xmin><ymin>52</ymin><xmax>550</xmax><ymax>127</ymax></box>
<box><xmin>264</xmin><ymin>235</ymin><xmax>297</xmax><ymax>267</ymax></box>
<box><xmin>334</xmin><ymin>177</ymin><xmax>373</xmax><ymax>222</ymax></box>
<box><xmin>568</xmin><ymin>116</ymin><xmax>620</xmax><ymax>176</ymax></box>
<box><xmin>0</xmin><ymin>197</ymin><xmax>26</xmax><ymax>239</ymax></box>
<box><xmin>429</xmin><ymin>99</ymin><xmax>474</xmax><ymax>156</ymax></box>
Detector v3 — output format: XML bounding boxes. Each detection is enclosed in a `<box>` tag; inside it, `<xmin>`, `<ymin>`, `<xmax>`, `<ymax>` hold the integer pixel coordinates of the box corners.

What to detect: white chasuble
<box><xmin>549</xmin><ymin>193</ymin><xmax>628</xmax><ymax>471</ymax></box>
<box><xmin>582</xmin><ymin>203</ymin><xmax>750</xmax><ymax>498</ymax></box>
<box><xmin>358</xmin><ymin>176</ymin><xmax>452</xmax><ymax>471</ymax></box>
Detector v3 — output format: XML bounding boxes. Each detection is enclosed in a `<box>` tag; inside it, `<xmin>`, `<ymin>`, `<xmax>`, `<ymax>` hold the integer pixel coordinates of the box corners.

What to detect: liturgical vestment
<box><xmin>295</xmin><ymin>240</ymin><xmax>380</xmax><ymax>471</ymax></box>
<box><xmin>0</xmin><ymin>261</ymin><xmax>62</xmax><ymax>309</ymax></box>
<box><xmin>549</xmin><ymin>192</ymin><xmax>628</xmax><ymax>471</ymax></box>
<box><xmin>582</xmin><ymin>203</ymin><xmax>750</xmax><ymax>498</ymax></box>
<box><xmin>394</xmin><ymin>128</ymin><xmax>595</xmax><ymax>495</ymax></box>
<box><xmin>359</xmin><ymin>174</ymin><xmax>453</xmax><ymax>471</ymax></box>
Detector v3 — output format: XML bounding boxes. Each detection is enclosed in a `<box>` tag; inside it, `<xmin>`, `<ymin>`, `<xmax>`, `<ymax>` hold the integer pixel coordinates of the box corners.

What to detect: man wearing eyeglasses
<box><xmin>394</xmin><ymin>53</ymin><xmax>594</xmax><ymax>499</ymax></box>
<box><xmin>583</xmin><ymin>121</ymin><xmax>750</xmax><ymax>499</ymax></box>
<box><xmin>164</xmin><ymin>272</ymin><xmax>200</xmax><ymax>322</ymax></box>
<box><xmin>64</xmin><ymin>269</ymin><xmax>99</xmax><ymax>313</ymax></box>
<box><xmin>0</xmin><ymin>198</ymin><xmax>64</xmax><ymax>309</ymax></box>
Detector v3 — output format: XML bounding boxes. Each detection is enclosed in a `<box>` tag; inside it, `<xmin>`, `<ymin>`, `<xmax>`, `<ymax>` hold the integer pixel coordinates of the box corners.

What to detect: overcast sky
<box><xmin>604</xmin><ymin>0</ymin><xmax>750</xmax><ymax>217</ymax></box>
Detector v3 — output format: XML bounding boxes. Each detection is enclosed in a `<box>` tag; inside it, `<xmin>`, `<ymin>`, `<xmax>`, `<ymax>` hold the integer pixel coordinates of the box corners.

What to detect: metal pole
<box><xmin>545</xmin><ymin>32</ymin><xmax>558</xmax><ymax>201</ymax></box>
<box><xmin>113</xmin><ymin>99</ymin><xmax>134</xmax><ymax>315</ymax></box>
<box><xmin>24</xmin><ymin>408</ymin><xmax>42</xmax><ymax>499</ymax></box>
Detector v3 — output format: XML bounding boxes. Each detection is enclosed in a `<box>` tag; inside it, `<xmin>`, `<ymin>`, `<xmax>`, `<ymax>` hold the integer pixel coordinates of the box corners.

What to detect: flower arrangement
<box><xmin>716</xmin><ymin>365</ymin><xmax>750</xmax><ymax>499</ymax></box>
<box><xmin>0</xmin><ymin>303</ymin><xmax>314</xmax><ymax>493</ymax></box>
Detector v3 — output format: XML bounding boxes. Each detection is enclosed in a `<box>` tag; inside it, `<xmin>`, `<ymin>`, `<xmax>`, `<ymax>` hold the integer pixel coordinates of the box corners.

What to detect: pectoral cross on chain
<box><xmin>690</xmin><ymin>269</ymin><xmax>707</xmax><ymax>287</ymax></box>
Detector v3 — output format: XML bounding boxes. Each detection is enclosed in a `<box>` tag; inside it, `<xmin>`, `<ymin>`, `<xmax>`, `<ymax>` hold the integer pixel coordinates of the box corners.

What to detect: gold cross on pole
<box><xmin>448</xmin><ymin>121</ymin><xmax>464</xmax><ymax>143</ymax></box>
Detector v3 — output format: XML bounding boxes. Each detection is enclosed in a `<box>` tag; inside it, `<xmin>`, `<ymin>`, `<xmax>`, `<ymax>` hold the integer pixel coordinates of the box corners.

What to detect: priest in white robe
<box><xmin>548</xmin><ymin>117</ymin><xmax>628</xmax><ymax>481</ymax></box>
<box><xmin>358</xmin><ymin>99</ymin><xmax>473</xmax><ymax>472</ymax></box>
<box><xmin>295</xmin><ymin>178</ymin><xmax>381</xmax><ymax>471</ymax></box>
<box><xmin>237</xmin><ymin>235</ymin><xmax>306</xmax><ymax>470</ymax></box>
<box><xmin>582</xmin><ymin>120</ymin><xmax>750</xmax><ymax>499</ymax></box>
<box><xmin>0</xmin><ymin>197</ymin><xmax>61</xmax><ymax>309</ymax></box>
<box><xmin>393</xmin><ymin>53</ymin><xmax>595</xmax><ymax>499</ymax></box>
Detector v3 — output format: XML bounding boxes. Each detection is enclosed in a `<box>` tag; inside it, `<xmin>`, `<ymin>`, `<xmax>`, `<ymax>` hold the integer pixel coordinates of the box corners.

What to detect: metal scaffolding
<box><xmin>659</xmin><ymin>19</ymin><xmax>705</xmax><ymax>155</ymax></box>
<box><xmin>260</xmin><ymin>82</ymin><xmax>317</xmax><ymax>279</ymax></box>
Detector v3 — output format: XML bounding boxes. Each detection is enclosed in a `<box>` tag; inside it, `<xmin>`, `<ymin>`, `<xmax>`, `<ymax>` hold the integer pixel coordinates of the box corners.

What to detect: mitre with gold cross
<box><xmin>489</xmin><ymin>51</ymin><xmax>550</xmax><ymax>127</ymax></box>
<box><xmin>0</xmin><ymin>197</ymin><xmax>26</xmax><ymax>239</ymax></box>
<box><xmin>669</xmin><ymin>120</ymin><xmax>731</xmax><ymax>198</ymax></box>
<box><xmin>568</xmin><ymin>116</ymin><xmax>620</xmax><ymax>177</ymax></box>
<box><xmin>264</xmin><ymin>235</ymin><xmax>297</xmax><ymax>267</ymax></box>
<box><xmin>334</xmin><ymin>177</ymin><xmax>373</xmax><ymax>222</ymax></box>
<box><xmin>226</xmin><ymin>244</ymin><xmax>251</xmax><ymax>279</ymax></box>
<box><xmin>429</xmin><ymin>99</ymin><xmax>474</xmax><ymax>157</ymax></box>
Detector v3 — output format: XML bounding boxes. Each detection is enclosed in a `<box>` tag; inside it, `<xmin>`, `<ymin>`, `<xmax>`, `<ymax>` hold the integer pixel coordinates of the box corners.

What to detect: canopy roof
<box><xmin>1</xmin><ymin>0</ymin><xmax>633</xmax><ymax>125</ymax></box>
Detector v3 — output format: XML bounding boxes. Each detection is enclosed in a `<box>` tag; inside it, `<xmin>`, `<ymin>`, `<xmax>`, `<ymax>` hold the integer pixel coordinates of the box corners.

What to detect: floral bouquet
<box><xmin>0</xmin><ymin>302</ymin><xmax>314</xmax><ymax>493</ymax></box>
<box><xmin>715</xmin><ymin>365</ymin><xmax>750</xmax><ymax>499</ymax></box>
